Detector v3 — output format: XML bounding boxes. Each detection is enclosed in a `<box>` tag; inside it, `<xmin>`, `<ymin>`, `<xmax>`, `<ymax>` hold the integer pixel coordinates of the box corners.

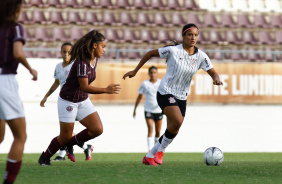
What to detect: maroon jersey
<box><xmin>0</xmin><ymin>22</ymin><xmax>25</xmax><ymax>75</ymax></box>
<box><xmin>60</xmin><ymin>58</ymin><xmax>98</xmax><ymax>103</ymax></box>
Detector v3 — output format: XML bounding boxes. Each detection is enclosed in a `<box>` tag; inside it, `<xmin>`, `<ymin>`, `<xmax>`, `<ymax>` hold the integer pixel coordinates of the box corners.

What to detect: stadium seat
<box><xmin>133</xmin><ymin>0</ymin><xmax>150</xmax><ymax>10</ymax></box>
<box><xmin>156</xmin><ymin>29</ymin><xmax>171</xmax><ymax>43</ymax></box>
<box><xmin>34</xmin><ymin>27</ymin><xmax>51</xmax><ymax>42</ymax></box>
<box><xmin>183</xmin><ymin>0</ymin><xmax>200</xmax><ymax>10</ymax></box>
<box><xmin>29</xmin><ymin>0</ymin><xmax>46</xmax><ymax>8</ymax></box>
<box><xmin>22</xmin><ymin>0</ymin><xmax>31</xmax><ymax>7</ymax></box>
<box><xmin>150</xmin><ymin>0</ymin><xmax>166</xmax><ymax>10</ymax></box>
<box><xmin>203</xmin><ymin>13</ymin><xmax>221</xmax><ymax>27</ymax></box>
<box><xmin>116</xmin><ymin>0</ymin><xmax>132</xmax><ymax>9</ymax></box>
<box><xmin>104</xmin><ymin>28</ymin><xmax>120</xmax><ymax>42</ymax></box>
<box><xmin>225</xmin><ymin>30</ymin><xmax>244</xmax><ymax>45</ymax></box>
<box><xmin>30</xmin><ymin>10</ymin><xmax>47</xmax><ymax>24</ymax></box>
<box><xmin>80</xmin><ymin>0</ymin><xmax>96</xmax><ymax>8</ymax></box>
<box><xmin>37</xmin><ymin>48</ymin><xmax>53</xmax><ymax>58</ymax></box>
<box><xmin>241</xmin><ymin>31</ymin><xmax>258</xmax><ymax>44</ymax></box>
<box><xmin>166</xmin><ymin>0</ymin><xmax>182</xmax><ymax>10</ymax></box>
<box><xmin>122</xmin><ymin>29</ymin><xmax>140</xmax><ymax>43</ymax></box>
<box><xmin>253</xmin><ymin>14</ymin><xmax>271</xmax><ymax>28</ymax></box>
<box><xmin>136</xmin><ymin>12</ymin><xmax>153</xmax><ymax>26</ymax></box>
<box><xmin>123</xmin><ymin>47</ymin><xmax>142</xmax><ymax>59</ymax></box>
<box><xmin>64</xmin><ymin>0</ymin><xmax>79</xmax><ymax>8</ymax></box>
<box><xmin>18</xmin><ymin>11</ymin><xmax>30</xmax><ymax>24</ymax></box>
<box><xmin>275</xmin><ymin>31</ymin><xmax>282</xmax><ymax>44</ymax></box>
<box><xmin>258</xmin><ymin>31</ymin><xmax>275</xmax><ymax>45</ymax></box>
<box><xmin>66</xmin><ymin>11</ymin><xmax>82</xmax><ymax>25</ymax></box>
<box><xmin>69</xmin><ymin>27</ymin><xmax>84</xmax><ymax>41</ymax></box>
<box><xmin>153</xmin><ymin>12</ymin><xmax>169</xmax><ymax>26</ymax></box>
<box><xmin>138</xmin><ymin>29</ymin><xmax>156</xmax><ymax>43</ymax></box>
<box><xmin>173</xmin><ymin>29</ymin><xmax>183</xmax><ymax>42</ymax></box>
<box><xmin>51</xmin><ymin>27</ymin><xmax>69</xmax><ymax>42</ymax></box>
<box><xmin>48</xmin><ymin>11</ymin><xmax>65</xmax><ymax>24</ymax></box>
<box><xmin>170</xmin><ymin>13</ymin><xmax>185</xmax><ymax>26</ymax></box>
<box><xmin>24</xmin><ymin>28</ymin><xmax>35</xmax><ymax>42</ymax></box>
<box><xmin>46</xmin><ymin>0</ymin><xmax>63</xmax><ymax>8</ymax></box>
<box><xmin>205</xmin><ymin>30</ymin><xmax>223</xmax><ymax>44</ymax></box>
<box><xmin>196</xmin><ymin>31</ymin><xmax>208</xmax><ymax>44</ymax></box>
<box><xmin>83</xmin><ymin>12</ymin><xmax>100</xmax><ymax>25</ymax></box>
<box><xmin>221</xmin><ymin>14</ymin><xmax>237</xmax><ymax>28</ymax></box>
<box><xmin>24</xmin><ymin>50</ymin><xmax>35</xmax><ymax>58</ymax></box>
<box><xmin>264</xmin><ymin>49</ymin><xmax>275</xmax><ymax>62</ymax></box>
<box><xmin>230</xmin><ymin>49</ymin><xmax>246</xmax><ymax>61</ymax></box>
<box><xmin>237</xmin><ymin>14</ymin><xmax>254</xmax><ymax>28</ymax></box>
<box><xmin>186</xmin><ymin>13</ymin><xmax>203</xmax><ymax>27</ymax></box>
<box><xmin>247</xmin><ymin>49</ymin><xmax>263</xmax><ymax>62</ymax></box>
<box><xmin>119</xmin><ymin>12</ymin><xmax>135</xmax><ymax>26</ymax></box>
<box><xmin>270</xmin><ymin>15</ymin><xmax>282</xmax><ymax>28</ymax></box>
<box><xmin>102</xmin><ymin>11</ymin><xmax>117</xmax><ymax>25</ymax></box>
<box><xmin>98</xmin><ymin>0</ymin><xmax>116</xmax><ymax>9</ymax></box>
<box><xmin>265</xmin><ymin>0</ymin><xmax>282</xmax><ymax>12</ymax></box>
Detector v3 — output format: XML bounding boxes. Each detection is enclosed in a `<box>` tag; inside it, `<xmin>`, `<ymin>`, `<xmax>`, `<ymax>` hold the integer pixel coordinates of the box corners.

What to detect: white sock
<box><xmin>146</xmin><ymin>141</ymin><xmax>160</xmax><ymax>158</ymax></box>
<box><xmin>147</xmin><ymin>137</ymin><xmax>154</xmax><ymax>151</ymax></box>
<box><xmin>82</xmin><ymin>143</ymin><xmax>88</xmax><ymax>150</ymax></box>
<box><xmin>58</xmin><ymin>150</ymin><xmax>66</xmax><ymax>157</ymax></box>
<box><xmin>155</xmin><ymin>137</ymin><xmax>159</xmax><ymax>143</ymax></box>
<box><xmin>157</xmin><ymin>135</ymin><xmax>173</xmax><ymax>152</ymax></box>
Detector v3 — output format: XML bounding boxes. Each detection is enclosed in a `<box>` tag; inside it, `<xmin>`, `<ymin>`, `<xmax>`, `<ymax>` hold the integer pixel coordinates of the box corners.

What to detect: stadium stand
<box><xmin>20</xmin><ymin>0</ymin><xmax>282</xmax><ymax>61</ymax></box>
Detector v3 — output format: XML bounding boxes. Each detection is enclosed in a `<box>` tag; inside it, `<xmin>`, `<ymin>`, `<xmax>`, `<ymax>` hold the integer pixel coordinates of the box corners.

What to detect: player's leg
<box><xmin>0</xmin><ymin>119</ymin><xmax>5</xmax><ymax>144</ymax></box>
<box><xmin>4</xmin><ymin>117</ymin><xmax>26</xmax><ymax>184</ymax></box>
<box><xmin>145</xmin><ymin>113</ymin><xmax>154</xmax><ymax>151</ymax></box>
<box><xmin>73</xmin><ymin>132</ymin><xmax>93</xmax><ymax>161</ymax></box>
<box><xmin>154</xmin><ymin>114</ymin><xmax>163</xmax><ymax>143</ymax></box>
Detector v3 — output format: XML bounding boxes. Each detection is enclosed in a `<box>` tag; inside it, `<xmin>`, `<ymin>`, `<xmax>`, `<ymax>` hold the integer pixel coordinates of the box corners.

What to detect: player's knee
<box><xmin>89</xmin><ymin>126</ymin><xmax>103</xmax><ymax>138</ymax></box>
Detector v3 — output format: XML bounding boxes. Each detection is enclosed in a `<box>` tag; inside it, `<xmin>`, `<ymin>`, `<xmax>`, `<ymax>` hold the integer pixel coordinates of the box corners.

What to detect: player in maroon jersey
<box><xmin>0</xmin><ymin>0</ymin><xmax>38</xmax><ymax>183</ymax></box>
<box><xmin>38</xmin><ymin>30</ymin><xmax>121</xmax><ymax>165</ymax></box>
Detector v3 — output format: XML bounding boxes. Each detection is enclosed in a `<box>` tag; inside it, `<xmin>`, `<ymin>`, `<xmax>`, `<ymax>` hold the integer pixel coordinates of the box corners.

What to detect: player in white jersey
<box><xmin>133</xmin><ymin>66</ymin><xmax>163</xmax><ymax>151</ymax></box>
<box><xmin>40</xmin><ymin>43</ymin><xmax>93</xmax><ymax>161</ymax></box>
<box><xmin>123</xmin><ymin>23</ymin><xmax>223</xmax><ymax>166</ymax></box>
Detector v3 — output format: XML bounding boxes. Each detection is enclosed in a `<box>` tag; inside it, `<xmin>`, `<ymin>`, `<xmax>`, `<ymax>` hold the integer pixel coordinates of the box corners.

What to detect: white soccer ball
<box><xmin>203</xmin><ymin>147</ymin><xmax>224</xmax><ymax>166</ymax></box>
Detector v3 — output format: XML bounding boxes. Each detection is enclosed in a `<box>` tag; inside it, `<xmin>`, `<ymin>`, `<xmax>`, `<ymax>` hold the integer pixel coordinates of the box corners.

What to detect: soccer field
<box><xmin>1</xmin><ymin>153</ymin><xmax>282</xmax><ymax>184</ymax></box>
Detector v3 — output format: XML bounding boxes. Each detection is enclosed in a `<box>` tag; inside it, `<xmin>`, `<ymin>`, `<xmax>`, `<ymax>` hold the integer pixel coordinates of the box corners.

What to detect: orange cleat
<box><xmin>154</xmin><ymin>151</ymin><xmax>164</xmax><ymax>165</ymax></box>
<box><xmin>142</xmin><ymin>156</ymin><xmax>158</xmax><ymax>166</ymax></box>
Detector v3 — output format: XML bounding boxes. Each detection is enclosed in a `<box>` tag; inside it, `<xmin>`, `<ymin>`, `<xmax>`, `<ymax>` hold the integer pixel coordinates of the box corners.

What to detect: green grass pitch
<box><xmin>1</xmin><ymin>153</ymin><xmax>282</xmax><ymax>184</ymax></box>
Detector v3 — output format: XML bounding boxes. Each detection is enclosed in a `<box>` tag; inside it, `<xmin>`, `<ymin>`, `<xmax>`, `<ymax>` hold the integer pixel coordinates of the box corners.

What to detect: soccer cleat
<box><xmin>38</xmin><ymin>151</ymin><xmax>51</xmax><ymax>166</ymax></box>
<box><xmin>84</xmin><ymin>144</ymin><xmax>94</xmax><ymax>161</ymax></box>
<box><xmin>154</xmin><ymin>151</ymin><xmax>164</xmax><ymax>165</ymax></box>
<box><xmin>51</xmin><ymin>156</ymin><xmax>65</xmax><ymax>161</ymax></box>
<box><xmin>65</xmin><ymin>145</ymin><xmax>76</xmax><ymax>162</ymax></box>
<box><xmin>142</xmin><ymin>156</ymin><xmax>158</xmax><ymax>166</ymax></box>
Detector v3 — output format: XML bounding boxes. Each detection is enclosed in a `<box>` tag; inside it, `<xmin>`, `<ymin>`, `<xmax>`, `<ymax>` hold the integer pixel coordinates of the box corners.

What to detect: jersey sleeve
<box><xmin>77</xmin><ymin>60</ymin><xmax>88</xmax><ymax>78</ymax></box>
<box><xmin>13</xmin><ymin>24</ymin><xmax>25</xmax><ymax>45</ymax></box>
<box><xmin>53</xmin><ymin>64</ymin><xmax>59</xmax><ymax>79</ymax></box>
<box><xmin>199</xmin><ymin>52</ymin><xmax>214</xmax><ymax>72</ymax></box>
<box><xmin>158</xmin><ymin>46</ymin><xmax>172</xmax><ymax>59</ymax></box>
<box><xmin>137</xmin><ymin>81</ymin><xmax>145</xmax><ymax>94</ymax></box>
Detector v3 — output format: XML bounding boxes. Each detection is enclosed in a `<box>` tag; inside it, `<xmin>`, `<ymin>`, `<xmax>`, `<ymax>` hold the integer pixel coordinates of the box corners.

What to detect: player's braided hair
<box><xmin>70</xmin><ymin>30</ymin><xmax>105</xmax><ymax>64</ymax></box>
<box><xmin>0</xmin><ymin>0</ymin><xmax>22</xmax><ymax>27</ymax></box>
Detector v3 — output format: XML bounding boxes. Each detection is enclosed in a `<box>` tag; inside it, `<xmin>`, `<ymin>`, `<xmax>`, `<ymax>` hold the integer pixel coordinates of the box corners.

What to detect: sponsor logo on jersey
<box><xmin>66</xmin><ymin>106</ymin><xmax>73</xmax><ymax>111</ymax></box>
<box><xmin>168</xmin><ymin>97</ymin><xmax>176</xmax><ymax>104</ymax></box>
<box><xmin>161</xmin><ymin>50</ymin><xmax>170</xmax><ymax>55</ymax></box>
<box><xmin>204</xmin><ymin>58</ymin><xmax>210</xmax><ymax>67</ymax></box>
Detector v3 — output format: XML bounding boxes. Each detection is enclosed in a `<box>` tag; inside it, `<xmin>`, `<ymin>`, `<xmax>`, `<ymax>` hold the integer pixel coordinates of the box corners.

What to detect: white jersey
<box><xmin>158</xmin><ymin>44</ymin><xmax>213</xmax><ymax>100</ymax></box>
<box><xmin>54</xmin><ymin>62</ymin><xmax>74</xmax><ymax>88</ymax></box>
<box><xmin>138</xmin><ymin>79</ymin><xmax>162</xmax><ymax>113</ymax></box>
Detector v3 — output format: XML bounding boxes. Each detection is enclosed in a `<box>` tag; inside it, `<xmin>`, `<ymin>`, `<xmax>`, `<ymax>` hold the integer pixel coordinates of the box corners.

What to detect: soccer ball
<box><xmin>203</xmin><ymin>147</ymin><xmax>224</xmax><ymax>166</ymax></box>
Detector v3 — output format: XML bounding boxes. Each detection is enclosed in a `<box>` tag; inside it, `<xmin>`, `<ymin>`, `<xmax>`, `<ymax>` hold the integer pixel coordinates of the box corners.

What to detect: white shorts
<box><xmin>58</xmin><ymin>97</ymin><xmax>96</xmax><ymax>123</ymax></box>
<box><xmin>0</xmin><ymin>75</ymin><xmax>25</xmax><ymax>120</ymax></box>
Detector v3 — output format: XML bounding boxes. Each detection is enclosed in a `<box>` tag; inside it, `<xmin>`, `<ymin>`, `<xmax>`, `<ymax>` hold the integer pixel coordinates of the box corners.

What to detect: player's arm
<box><xmin>40</xmin><ymin>79</ymin><xmax>60</xmax><ymax>107</ymax></box>
<box><xmin>13</xmin><ymin>41</ymin><xmax>37</xmax><ymax>81</ymax></box>
<box><xmin>78</xmin><ymin>78</ymin><xmax>121</xmax><ymax>94</ymax></box>
<box><xmin>133</xmin><ymin>94</ymin><xmax>143</xmax><ymax>118</ymax></box>
<box><xmin>207</xmin><ymin>68</ymin><xmax>223</xmax><ymax>85</ymax></box>
<box><xmin>123</xmin><ymin>49</ymin><xmax>160</xmax><ymax>79</ymax></box>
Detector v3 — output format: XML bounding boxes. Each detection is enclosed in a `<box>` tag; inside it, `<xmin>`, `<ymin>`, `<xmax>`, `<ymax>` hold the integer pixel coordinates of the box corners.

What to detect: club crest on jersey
<box><xmin>66</xmin><ymin>106</ymin><xmax>73</xmax><ymax>111</ymax></box>
<box><xmin>190</xmin><ymin>58</ymin><xmax>197</xmax><ymax>67</ymax></box>
<box><xmin>168</xmin><ymin>97</ymin><xmax>176</xmax><ymax>104</ymax></box>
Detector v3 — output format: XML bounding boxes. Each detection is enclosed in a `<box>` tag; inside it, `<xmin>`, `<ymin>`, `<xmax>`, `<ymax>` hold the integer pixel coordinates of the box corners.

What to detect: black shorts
<box><xmin>144</xmin><ymin>111</ymin><xmax>163</xmax><ymax>121</ymax></box>
<box><xmin>157</xmin><ymin>92</ymin><xmax>187</xmax><ymax>117</ymax></box>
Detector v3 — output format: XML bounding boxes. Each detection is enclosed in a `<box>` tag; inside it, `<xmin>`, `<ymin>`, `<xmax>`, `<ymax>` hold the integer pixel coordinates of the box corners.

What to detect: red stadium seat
<box><xmin>264</xmin><ymin>49</ymin><xmax>275</xmax><ymax>62</ymax></box>
<box><xmin>183</xmin><ymin>0</ymin><xmax>200</xmax><ymax>10</ymax></box>
<box><xmin>270</xmin><ymin>15</ymin><xmax>282</xmax><ymax>28</ymax></box>
<box><xmin>119</xmin><ymin>12</ymin><xmax>135</xmax><ymax>26</ymax></box>
<box><xmin>24</xmin><ymin>50</ymin><xmax>35</xmax><ymax>58</ymax></box>
<box><xmin>133</xmin><ymin>0</ymin><xmax>150</xmax><ymax>10</ymax></box>
<box><xmin>51</xmin><ymin>27</ymin><xmax>69</xmax><ymax>42</ymax></box>
<box><xmin>136</xmin><ymin>12</ymin><xmax>153</xmax><ymax>26</ymax></box>
<box><xmin>225</xmin><ymin>30</ymin><xmax>244</xmax><ymax>45</ymax></box>
<box><xmin>230</xmin><ymin>49</ymin><xmax>246</xmax><ymax>61</ymax></box>
<box><xmin>187</xmin><ymin>13</ymin><xmax>203</xmax><ymax>27</ymax></box>
<box><xmin>122</xmin><ymin>29</ymin><xmax>140</xmax><ymax>43</ymax></box>
<box><xmin>167</xmin><ymin>0</ymin><xmax>182</xmax><ymax>10</ymax></box>
<box><xmin>102</xmin><ymin>11</ymin><xmax>117</xmax><ymax>25</ymax></box>
<box><xmin>30</xmin><ymin>10</ymin><xmax>47</xmax><ymax>24</ymax></box>
<box><xmin>22</xmin><ymin>0</ymin><xmax>31</xmax><ymax>7</ymax></box>
<box><xmin>116</xmin><ymin>0</ymin><xmax>132</xmax><ymax>9</ymax></box>
<box><xmin>80</xmin><ymin>0</ymin><xmax>96</xmax><ymax>8</ymax></box>
<box><xmin>34</xmin><ymin>27</ymin><xmax>51</xmax><ymax>42</ymax></box>
<box><xmin>258</xmin><ymin>31</ymin><xmax>275</xmax><ymax>45</ymax></box>
<box><xmin>241</xmin><ymin>31</ymin><xmax>258</xmax><ymax>44</ymax></box>
<box><xmin>237</xmin><ymin>14</ymin><xmax>254</xmax><ymax>28</ymax></box>
<box><xmin>275</xmin><ymin>31</ymin><xmax>282</xmax><ymax>44</ymax></box>
<box><xmin>150</xmin><ymin>0</ymin><xmax>166</xmax><ymax>10</ymax></box>
<box><xmin>29</xmin><ymin>0</ymin><xmax>46</xmax><ymax>7</ymax></box>
<box><xmin>171</xmin><ymin>13</ymin><xmax>185</xmax><ymax>26</ymax></box>
<box><xmin>37</xmin><ymin>48</ymin><xmax>53</xmax><ymax>58</ymax></box>
<box><xmin>247</xmin><ymin>49</ymin><xmax>263</xmax><ymax>62</ymax></box>
<box><xmin>205</xmin><ymin>30</ymin><xmax>223</xmax><ymax>44</ymax></box>
<box><xmin>253</xmin><ymin>14</ymin><xmax>271</xmax><ymax>28</ymax></box>
<box><xmin>221</xmin><ymin>14</ymin><xmax>236</xmax><ymax>28</ymax></box>
<box><xmin>69</xmin><ymin>27</ymin><xmax>84</xmax><ymax>41</ymax></box>
<box><xmin>46</xmin><ymin>0</ymin><xmax>63</xmax><ymax>7</ymax></box>
<box><xmin>157</xmin><ymin>29</ymin><xmax>171</xmax><ymax>43</ymax></box>
<box><xmin>66</xmin><ymin>11</ymin><xmax>82</xmax><ymax>25</ymax></box>
<box><xmin>104</xmin><ymin>29</ymin><xmax>120</xmax><ymax>42</ymax></box>
<box><xmin>23</xmin><ymin>28</ymin><xmax>35</xmax><ymax>42</ymax></box>
<box><xmin>98</xmin><ymin>0</ymin><xmax>116</xmax><ymax>9</ymax></box>
<box><xmin>138</xmin><ymin>29</ymin><xmax>156</xmax><ymax>43</ymax></box>
<box><xmin>203</xmin><ymin>13</ymin><xmax>221</xmax><ymax>27</ymax></box>
<box><xmin>64</xmin><ymin>0</ymin><xmax>79</xmax><ymax>8</ymax></box>
<box><xmin>153</xmin><ymin>12</ymin><xmax>169</xmax><ymax>27</ymax></box>
<box><xmin>83</xmin><ymin>12</ymin><xmax>100</xmax><ymax>25</ymax></box>
<box><xmin>48</xmin><ymin>11</ymin><xmax>65</xmax><ymax>24</ymax></box>
<box><xmin>18</xmin><ymin>11</ymin><xmax>30</xmax><ymax>24</ymax></box>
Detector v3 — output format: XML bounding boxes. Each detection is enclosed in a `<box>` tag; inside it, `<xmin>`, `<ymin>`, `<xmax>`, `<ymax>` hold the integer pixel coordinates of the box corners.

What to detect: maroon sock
<box><xmin>66</xmin><ymin>129</ymin><xmax>91</xmax><ymax>147</ymax></box>
<box><xmin>43</xmin><ymin>137</ymin><xmax>62</xmax><ymax>159</ymax></box>
<box><xmin>3</xmin><ymin>160</ymin><xmax>22</xmax><ymax>184</ymax></box>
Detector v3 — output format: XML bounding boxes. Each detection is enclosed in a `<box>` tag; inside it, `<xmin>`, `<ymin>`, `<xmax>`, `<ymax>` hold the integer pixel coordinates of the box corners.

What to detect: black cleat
<box><xmin>65</xmin><ymin>145</ymin><xmax>76</xmax><ymax>162</ymax></box>
<box><xmin>38</xmin><ymin>151</ymin><xmax>51</xmax><ymax>166</ymax></box>
<box><xmin>51</xmin><ymin>156</ymin><xmax>65</xmax><ymax>161</ymax></box>
<box><xmin>84</xmin><ymin>144</ymin><xmax>94</xmax><ymax>161</ymax></box>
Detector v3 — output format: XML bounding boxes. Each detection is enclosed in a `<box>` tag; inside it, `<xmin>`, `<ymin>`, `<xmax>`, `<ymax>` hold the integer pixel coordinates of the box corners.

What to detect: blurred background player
<box><xmin>0</xmin><ymin>0</ymin><xmax>38</xmax><ymax>183</ymax></box>
<box><xmin>133</xmin><ymin>66</ymin><xmax>163</xmax><ymax>151</ymax></box>
<box><xmin>123</xmin><ymin>23</ymin><xmax>223</xmax><ymax>166</ymax></box>
<box><xmin>38</xmin><ymin>30</ymin><xmax>121</xmax><ymax>165</ymax></box>
<box><xmin>40</xmin><ymin>42</ymin><xmax>93</xmax><ymax>161</ymax></box>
